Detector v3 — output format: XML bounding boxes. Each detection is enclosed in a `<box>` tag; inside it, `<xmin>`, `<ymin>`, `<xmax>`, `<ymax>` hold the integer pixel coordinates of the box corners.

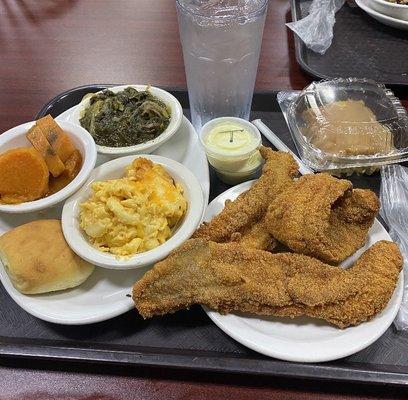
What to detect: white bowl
<box><xmin>0</xmin><ymin>121</ymin><xmax>97</xmax><ymax>214</ymax></box>
<box><xmin>70</xmin><ymin>85</ymin><xmax>183</xmax><ymax>156</ymax></box>
<box><xmin>369</xmin><ymin>0</ymin><xmax>408</xmax><ymax>20</ymax></box>
<box><xmin>61</xmin><ymin>154</ymin><xmax>205</xmax><ymax>270</ymax></box>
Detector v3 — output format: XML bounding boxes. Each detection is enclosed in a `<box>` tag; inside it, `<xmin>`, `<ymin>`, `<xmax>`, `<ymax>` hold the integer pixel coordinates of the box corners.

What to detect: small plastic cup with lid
<box><xmin>199</xmin><ymin>117</ymin><xmax>263</xmax><ymax>185</ymax></box>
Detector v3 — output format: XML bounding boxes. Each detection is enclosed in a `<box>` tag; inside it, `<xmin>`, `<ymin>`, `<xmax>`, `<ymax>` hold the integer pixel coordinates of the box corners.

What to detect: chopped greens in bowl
<box><xmin>80</xmin><ymin>87</ymin><xmax>171</xmax><ymax>148</ymax></box>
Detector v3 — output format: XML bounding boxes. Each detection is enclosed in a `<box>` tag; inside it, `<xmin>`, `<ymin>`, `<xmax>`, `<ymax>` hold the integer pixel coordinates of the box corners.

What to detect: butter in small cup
<box><xmin>199</xmin><ymin>117</ymin><xmax>263</xmax><ymax>185</ymax></box>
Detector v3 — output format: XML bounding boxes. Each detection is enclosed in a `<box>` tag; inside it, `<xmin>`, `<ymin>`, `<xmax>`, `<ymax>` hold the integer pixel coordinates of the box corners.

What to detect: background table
<box><xmin>0</xmin><ymin>1</ymin><xmax>407</xmax><ymax>398</ymax></box>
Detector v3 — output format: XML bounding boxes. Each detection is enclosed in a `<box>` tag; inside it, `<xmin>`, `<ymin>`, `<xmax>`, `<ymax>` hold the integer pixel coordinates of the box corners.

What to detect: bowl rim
<box><xmin>61</xmin><ymin>154</ymin><xmax>205</xmax><ymax>270</ymax></box>
<box><xmin>0</xmin><ymin>120</ymin><xmax>97</xmax><ymax>214</ymax></box>
<box><xmin>76</xmin><ymin>84</ymin><xmax>184</xmax><ymax>155</ymax></box>
<box><xmin>370</xmin><ymin>0</ymin><xmax>408</xmax><ymax>8</ymax></box>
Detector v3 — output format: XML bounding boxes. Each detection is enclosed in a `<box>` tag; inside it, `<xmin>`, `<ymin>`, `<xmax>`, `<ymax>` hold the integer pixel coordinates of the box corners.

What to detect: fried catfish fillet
<box><xmin>265</xmin><ymin>173</ymin><xmax>379</xmax><ymax>264</ymax></box>
<box><xmin>133</xmin><ymin>239</ymin><xmax>402</xmax><ymax>328</ymax></box>
<box><xmin>193</xmin><ymin>147</ymin><xmax>299</xmax><ymax>249</ymax></box>
<box><xmin>230</xmin><ymin>219</ymin><xmax>278</xmax><ymax>252</ymax></box>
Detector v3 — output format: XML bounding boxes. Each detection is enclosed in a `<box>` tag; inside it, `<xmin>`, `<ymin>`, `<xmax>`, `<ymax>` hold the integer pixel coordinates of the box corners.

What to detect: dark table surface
<box><xmin>1</xmin><ymin>1</ymin><xmax>408</xmax><ymax>399</ymax></box>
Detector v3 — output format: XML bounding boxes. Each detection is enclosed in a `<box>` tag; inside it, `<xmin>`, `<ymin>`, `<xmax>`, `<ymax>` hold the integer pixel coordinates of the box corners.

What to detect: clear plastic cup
<box><xmin>176</xmin><ymin>0</ymin><xmax>268</xmax><ymax>131</ymax></box>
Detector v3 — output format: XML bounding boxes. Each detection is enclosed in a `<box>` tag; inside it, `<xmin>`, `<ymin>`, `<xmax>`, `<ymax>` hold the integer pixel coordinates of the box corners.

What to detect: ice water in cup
<box><xmin>177</xmin><ymin>0</ymin><xmax>268</xmax><ymax>130</ymax></box>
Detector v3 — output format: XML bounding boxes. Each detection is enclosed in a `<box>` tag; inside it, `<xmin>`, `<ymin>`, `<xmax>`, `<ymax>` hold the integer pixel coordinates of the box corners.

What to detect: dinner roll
<box><xmin>0</xmin><ymin>219</ymin><xmax>94</xmax><ymax>294</ymax></box>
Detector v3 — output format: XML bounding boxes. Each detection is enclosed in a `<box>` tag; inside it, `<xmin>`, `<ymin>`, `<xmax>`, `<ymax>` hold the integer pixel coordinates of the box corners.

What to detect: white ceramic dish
<box><xmin>71</xmin><ymin>85</ymin><xmax>183</xmax><ymax>156</ymax></box>
<box><xmin>204</xmin><ymin>181</ymin><xmax>404</xmax><ymax>363</ymax></box>
<box><xmin>0</xmin><ymin>121</ymin><xmax>97</xmax><ymax>214</ymax></box>
<box><xmin>356</xmin><ymin>0</ymin><xmax>408</xmax><ymax>29</ymax></box>
<box><xmin>370</xmin><ymin>0</ymin><xmax>408</xmax><ymax>21</ymax></box>
<box><xmin>0</xmin><ymin>115</ymin><xmax>209</xmax><ymax>324</ymax></box>
<box><xmin>62</xmin><ymin>154</ymin><xmax>205</xmax><ymax>270</ymax></box>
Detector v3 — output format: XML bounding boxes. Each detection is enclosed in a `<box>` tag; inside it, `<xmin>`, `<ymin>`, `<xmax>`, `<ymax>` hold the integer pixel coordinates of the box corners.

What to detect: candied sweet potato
<box><xmin>37</xmin><ymin>115</ymin><xmax>75</xmax><ymax>162</ymax></box>
<box><xmin>0</xmin><ymin>148</ymin><xmax>49</xmax><ymax>204</ymax></box>
<box><xmin>64</xmin><ymin>149</ymin><xmax>83</xmax><ymax>179</ymax></box>
<box><xmin>27</xmin><ymin>124</ymin><xmax>65</xmax><ymax>177</ymax></box>
<box><xmin>46</xmin><ymin>149</ymin><xmax>83</xmax><ymax>196</ymax></box>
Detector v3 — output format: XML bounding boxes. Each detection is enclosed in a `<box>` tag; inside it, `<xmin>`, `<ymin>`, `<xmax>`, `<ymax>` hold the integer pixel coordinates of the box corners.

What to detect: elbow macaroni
<box><xmin>80</xmin><ymin>158</ymin><xmax>187</xmax><ymax>257</ymax></box>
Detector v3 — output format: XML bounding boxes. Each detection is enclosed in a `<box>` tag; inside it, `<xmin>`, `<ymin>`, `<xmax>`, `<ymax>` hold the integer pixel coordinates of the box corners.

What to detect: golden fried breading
<box><xmin>194</xmin><ymin>147</ymin><xmax>299</xmax><ymax>246</ymax></box>
<box><xmin>270</xmin><ymin>238</ymin><xmax>402</xmax><ymax>327</ymax></box>
<box><xmin>230</xmin><ymin>219</ymin><xmax>278</xmax><ymax>252</ymax></box>
<box><xmin>265</xmin><ymin>173</ymin><xmax>379</xmax><ymax>264</ymax></box>
<box><xmin>133</xmin><ymin>239</ymin><xmax>402</xmax><ymax>328</ymax></box>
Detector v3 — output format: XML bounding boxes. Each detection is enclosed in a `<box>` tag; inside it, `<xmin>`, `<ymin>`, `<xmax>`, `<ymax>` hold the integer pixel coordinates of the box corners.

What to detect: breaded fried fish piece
<box><xmin>194</xmin><ymin>147</ymin><xmax>299</xmax><ymax>247</ymax></box>
<box><xmin>265</xmin><ymin>173</ymin><xmax>379</xmax><ymax>264</ymax></box>
<box><xmin>133</xmin><ymin>239</ymin><xmax>402</xmax><ymax>328</ymax></box>
<box><xmin>230</xmin><ymin>219</ymin><xmax>278</xmax><ymax>252</ymax></box>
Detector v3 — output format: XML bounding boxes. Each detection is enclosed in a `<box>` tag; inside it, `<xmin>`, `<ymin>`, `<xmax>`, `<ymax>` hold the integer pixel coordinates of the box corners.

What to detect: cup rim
<box><xmin>176</xmin><ymin>0</ymin><xmax>268</xmax><ymax>21</ymax></box>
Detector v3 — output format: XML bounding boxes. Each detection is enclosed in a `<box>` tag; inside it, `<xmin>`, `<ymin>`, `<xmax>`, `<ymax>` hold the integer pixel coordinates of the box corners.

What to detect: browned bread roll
<box><xmin>0</xmin><ymin>219</ymin><xmax>94</xmax><ymax>294</ymax></box>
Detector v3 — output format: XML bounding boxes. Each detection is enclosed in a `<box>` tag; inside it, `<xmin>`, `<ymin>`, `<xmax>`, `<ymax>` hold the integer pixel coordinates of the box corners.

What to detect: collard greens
<box><xmin>80</xmin><ymin>87</ymin><xmax>171</xmax><ymax>147</ymax></box>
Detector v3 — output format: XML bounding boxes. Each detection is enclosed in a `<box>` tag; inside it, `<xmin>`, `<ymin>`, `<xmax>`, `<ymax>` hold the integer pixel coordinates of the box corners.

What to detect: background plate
<box><xmin>355</xmin><ymin>0</ymin><xmax>408</xmax><ymax>31</ymax></box>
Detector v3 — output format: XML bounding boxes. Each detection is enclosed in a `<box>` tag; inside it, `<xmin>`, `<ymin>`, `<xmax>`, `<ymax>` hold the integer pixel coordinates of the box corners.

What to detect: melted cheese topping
<box><xmin>80</xmin><ymin>158</ymin><xmax>187</xmax><ymax>257</ymax></box>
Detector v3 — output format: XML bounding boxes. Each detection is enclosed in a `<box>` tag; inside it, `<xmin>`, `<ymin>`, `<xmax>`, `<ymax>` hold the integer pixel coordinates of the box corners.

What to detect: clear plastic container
<box><xmin>285</xmin><ymin>78</ymin><xmax>408</xmax><ymax>172</ymax></box>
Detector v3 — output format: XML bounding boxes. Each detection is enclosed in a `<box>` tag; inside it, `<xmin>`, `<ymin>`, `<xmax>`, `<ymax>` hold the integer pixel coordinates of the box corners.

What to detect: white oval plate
<box><xmin>204</xmin><ymin>181</ymin><xmax>404</xmax><ymax>362</ymax></box>
<box><xmin>356</xmin><ymin>0</ymin><xmax>408</xmax><ymax>30</ymax></box>
<box><xmin>0</xmin><ymin>114</ymin><xmax>209</xmax><ymax>324</ymax></box>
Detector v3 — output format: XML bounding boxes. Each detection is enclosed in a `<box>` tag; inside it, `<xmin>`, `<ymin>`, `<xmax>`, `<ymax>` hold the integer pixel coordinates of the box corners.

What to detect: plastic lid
<box><xmin>199</xmin><ymin>117</ymin><xmax>261</xmax><ymax>159</ymax></box>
